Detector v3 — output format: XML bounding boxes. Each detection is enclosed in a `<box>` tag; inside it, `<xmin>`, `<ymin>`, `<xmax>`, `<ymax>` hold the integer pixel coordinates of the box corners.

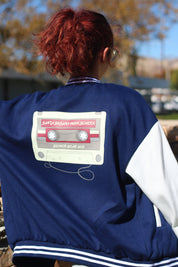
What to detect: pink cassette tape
<box><xmin>31</xmin><ymin>111</ymin><xmax>106</xmax><ymax>165</ymax></box>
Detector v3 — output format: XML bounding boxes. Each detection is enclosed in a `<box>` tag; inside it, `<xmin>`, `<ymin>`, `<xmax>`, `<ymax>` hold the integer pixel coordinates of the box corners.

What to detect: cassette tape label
<box><xmin>31</xmin><ymin>111</ymin><xmax>106</xmax><ymax>165</ymax></box>
<box><xmin>41</xmin><ymin>119</ymin><xmax>96</xmax><ymax>128</ymax></box>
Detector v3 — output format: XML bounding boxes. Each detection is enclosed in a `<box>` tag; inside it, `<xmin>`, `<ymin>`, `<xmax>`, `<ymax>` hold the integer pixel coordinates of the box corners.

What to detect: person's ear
<box><xmin>102</xmin><ymin>47</ymin><xmax>111</xmax><ymax>63</ymax></box>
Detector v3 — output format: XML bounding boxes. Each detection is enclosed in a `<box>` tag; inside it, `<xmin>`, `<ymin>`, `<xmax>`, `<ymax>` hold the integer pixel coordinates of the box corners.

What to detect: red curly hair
<box><xmin>34</xmin><ymin>8</ymin><xmax>113</xmax><ymax>76</ymax></box>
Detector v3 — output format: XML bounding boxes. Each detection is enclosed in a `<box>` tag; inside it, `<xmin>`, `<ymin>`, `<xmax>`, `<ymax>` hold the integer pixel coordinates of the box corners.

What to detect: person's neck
<box><xmin>70</xmin><ymin>60</ymin><xmax>101</xmax><ymax>80</ymax></box>
<box><xmin>70</xmin><ymin>73</ymin><xmax>100</xmax><ymax>80</ymax></box>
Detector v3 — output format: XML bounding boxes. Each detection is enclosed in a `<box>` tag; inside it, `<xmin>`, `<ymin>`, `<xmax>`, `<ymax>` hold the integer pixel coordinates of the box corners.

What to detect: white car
<box><xmin>164</xmin><ymin>99</ymin><xmax>178</xmax><ymax>111</ymax></box>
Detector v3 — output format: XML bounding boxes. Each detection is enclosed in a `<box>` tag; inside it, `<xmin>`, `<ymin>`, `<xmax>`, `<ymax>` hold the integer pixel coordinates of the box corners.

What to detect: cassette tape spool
<box><xmin>31</xmin><ymin>111</ymin><xmax>106</xmax><ymax>165</ymax></box>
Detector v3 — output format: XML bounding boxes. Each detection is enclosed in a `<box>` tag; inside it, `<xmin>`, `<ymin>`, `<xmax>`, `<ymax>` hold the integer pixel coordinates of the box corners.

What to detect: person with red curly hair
<box><xmin>1</xmin><ymin>7</ymin><xmax>178</xmax><ymax>267</ymax></box>
<box><xmin>34</xmin><ymin>8</ymin><xmax>117</xmax><ymax>78</ymax></box>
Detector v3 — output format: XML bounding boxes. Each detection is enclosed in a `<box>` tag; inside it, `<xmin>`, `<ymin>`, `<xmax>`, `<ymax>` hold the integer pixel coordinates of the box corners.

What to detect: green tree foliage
<box><xmin>170</xmin><ymin>69</ymin><xmax>178</xmax><ymax>90</ymax></box>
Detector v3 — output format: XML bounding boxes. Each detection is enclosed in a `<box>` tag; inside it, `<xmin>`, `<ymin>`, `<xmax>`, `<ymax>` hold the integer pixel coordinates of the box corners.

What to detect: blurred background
<box><xmin>0</xmin><ymin>0</ymin><xmax>178</xmax><ymax>118</ymax></box>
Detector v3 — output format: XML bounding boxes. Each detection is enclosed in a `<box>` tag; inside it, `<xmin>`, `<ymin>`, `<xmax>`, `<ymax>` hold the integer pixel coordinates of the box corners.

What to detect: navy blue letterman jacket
<box><xmin>0</xmin><ymin>78</ymin><xmax>178</xmax><ymax>267</ymax></box>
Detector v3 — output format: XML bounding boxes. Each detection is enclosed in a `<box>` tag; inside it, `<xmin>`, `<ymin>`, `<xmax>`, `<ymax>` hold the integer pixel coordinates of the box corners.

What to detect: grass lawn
<box><xmin>156</xmin><ymin>113</ymin><xmax>178</xmax><ymax>120</ymax></box>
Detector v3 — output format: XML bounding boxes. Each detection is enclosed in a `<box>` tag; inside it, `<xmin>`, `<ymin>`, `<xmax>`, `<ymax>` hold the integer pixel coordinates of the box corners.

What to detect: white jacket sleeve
<box><xmin>126</xmin><ymin>121</ymin><xmax>178</xmax><ymax>237</ymax></box>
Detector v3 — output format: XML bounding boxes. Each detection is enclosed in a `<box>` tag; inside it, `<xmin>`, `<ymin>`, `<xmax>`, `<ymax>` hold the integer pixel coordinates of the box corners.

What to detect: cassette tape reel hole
<box><xmin>77</xmin><ymin>130</ymin><xmax>88</xmax><ymax>142</ymax></box>
<box><xmin>47</xmin><ymin>130</ymin><xmax>58</xmax><ymax>141</ymax></box>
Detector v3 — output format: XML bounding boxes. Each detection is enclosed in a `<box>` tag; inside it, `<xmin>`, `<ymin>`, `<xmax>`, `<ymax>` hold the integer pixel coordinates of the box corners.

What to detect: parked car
<box><xmin>164</xmin><ymin>99</ymin><xmax>178</xmax><ymax>111</ymax></box>
<box><xmin>152</xmin><ymin>101</ymin><xmax>164</xmax><ymax>113</ymax></box>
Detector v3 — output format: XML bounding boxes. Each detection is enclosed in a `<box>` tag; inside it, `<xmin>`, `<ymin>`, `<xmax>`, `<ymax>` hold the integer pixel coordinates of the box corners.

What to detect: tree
<box><xmin>79</xmin><ymin>0</ymin><xmax>178</xmax><ymax>78</ymax></box>
<box><xmin>170</xmin><ymin>69</ymin><xmax>178</xmax><ymax>90</ymax></box>
<box><xmin>0</xmin><ymin>0</ymin><xmax>72</xmax><ymax>74</ymax></box>
<box><xmin>1</xmin><ymin>0</ymin><xmax>178</xmax><ymax>79</ymax></box>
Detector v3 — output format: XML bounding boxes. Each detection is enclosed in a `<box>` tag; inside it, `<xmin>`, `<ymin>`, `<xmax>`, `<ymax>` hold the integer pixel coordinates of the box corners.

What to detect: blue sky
<box><xmin>137</xmin><ymin>22</ymin><xmax>178</xmax><ymax>60</ymax></box>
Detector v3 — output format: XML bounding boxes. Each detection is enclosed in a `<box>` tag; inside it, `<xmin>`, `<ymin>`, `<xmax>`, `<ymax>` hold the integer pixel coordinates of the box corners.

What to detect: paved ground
<box><xmin>159</xmin><ymin>120</ymin><xmax>178</xmax><ymax>127</ymax></box>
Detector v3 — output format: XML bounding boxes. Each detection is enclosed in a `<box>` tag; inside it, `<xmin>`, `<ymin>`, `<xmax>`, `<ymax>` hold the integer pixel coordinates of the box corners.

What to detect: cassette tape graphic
<box><xmin>31</xmin><ymin>111</ymin><xmax>106</xmax><ymax>165</ymax></box>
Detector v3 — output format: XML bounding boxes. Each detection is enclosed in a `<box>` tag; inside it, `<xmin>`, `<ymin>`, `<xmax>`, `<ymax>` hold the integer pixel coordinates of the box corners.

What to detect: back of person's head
<box><xmin>34</xmin><ymin>8</ymin><xmax>113</xmax><ymax>76</ymax></box>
